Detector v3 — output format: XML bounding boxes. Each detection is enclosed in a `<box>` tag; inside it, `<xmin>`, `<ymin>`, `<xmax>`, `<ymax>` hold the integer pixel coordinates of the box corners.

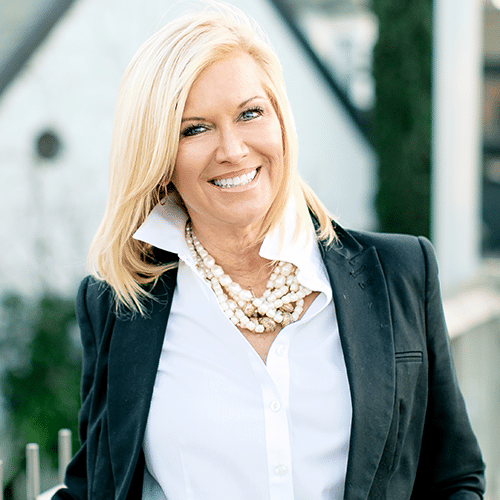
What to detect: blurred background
<box><xmin>0</xmin><ymin>0</ymin><xmax>499</xmax><ymax>498</ymax></box>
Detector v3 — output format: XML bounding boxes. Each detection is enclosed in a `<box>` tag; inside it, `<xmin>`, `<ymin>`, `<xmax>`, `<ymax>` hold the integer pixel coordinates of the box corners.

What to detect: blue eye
<box><xmin>181</xmin><ymin>124</ymin><xmax>207</xmax><ymax>137</ymax></box>
<box><xmin>241</xmin><ymin>106</ymin><xmax>264</xmax><ymax>121</ymax></box>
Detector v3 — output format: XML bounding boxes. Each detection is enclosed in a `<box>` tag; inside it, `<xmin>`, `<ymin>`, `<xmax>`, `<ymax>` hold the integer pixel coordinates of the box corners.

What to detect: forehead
<box><xmin>183</xmin><ymin>54</ymin><xmax>268</xmax><ymax>112</ymax></box>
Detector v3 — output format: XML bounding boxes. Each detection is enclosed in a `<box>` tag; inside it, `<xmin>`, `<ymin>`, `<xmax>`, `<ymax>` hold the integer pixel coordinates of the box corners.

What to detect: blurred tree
<box><xmin>1</xmin><ymin>293</ymin><xmax>81</xmax><ymax>480</ymax></box>
<box><xmin>372</xmin><ymin>0</ymin><xmax>433</xmax><ymax>237</ymax></box>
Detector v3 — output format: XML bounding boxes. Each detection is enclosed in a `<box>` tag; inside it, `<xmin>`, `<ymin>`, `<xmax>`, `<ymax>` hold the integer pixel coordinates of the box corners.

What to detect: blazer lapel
<box><xmin>320</xmin><ymin>229</ymin><xmax>395</xmax><ymax>500</ymax></box>
<box><xmin>107</xmin><ymin>266</ymin><xmax>178</xmax><ymax>499</ymax></box>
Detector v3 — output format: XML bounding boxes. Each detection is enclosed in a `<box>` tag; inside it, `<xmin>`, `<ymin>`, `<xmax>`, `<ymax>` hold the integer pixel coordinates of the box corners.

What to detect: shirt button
<box><xmin>276</xmin><ymin>345</ymin><xmax>286</xmax><ymax>356</ymax></box>
<box><xmin>270</xmin><ymin>400</ymin><xmax>281</xmax><ymax>412</ymax></box>
<box><xmin>274</xmin><ymin>464</ymin><xmax>288</xmax><ymax>476</ymax></box>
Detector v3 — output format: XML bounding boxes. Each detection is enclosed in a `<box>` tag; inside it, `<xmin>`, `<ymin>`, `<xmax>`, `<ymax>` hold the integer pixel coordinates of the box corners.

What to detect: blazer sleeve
<box><xmin>52</xmin><ymin>276</ymin><xmax>99</xmax><ymax>500</ymax></box>
<box><xmin>411</xmin><ymin>237</ymin><xmax>485</xmax><ymax>499</ymax></box>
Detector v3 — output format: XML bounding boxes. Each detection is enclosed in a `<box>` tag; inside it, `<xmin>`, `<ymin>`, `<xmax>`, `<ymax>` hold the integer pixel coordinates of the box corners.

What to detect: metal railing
<box><xmin>0</xmin><ymin>458</ymin><xmax>3</xmax><ymax>500</ymax></box>
<box><xmin>0</xmin><ymin>429</ymin><xmax>72</xmax><ymax>500</ymax></box>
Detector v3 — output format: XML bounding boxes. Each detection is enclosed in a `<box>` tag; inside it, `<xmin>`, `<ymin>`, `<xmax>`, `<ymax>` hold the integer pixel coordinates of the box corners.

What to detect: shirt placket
<box><xmin>248</xmin><ymin>331</ymin><xmax>294</xmax><ymax>499</ymax></box>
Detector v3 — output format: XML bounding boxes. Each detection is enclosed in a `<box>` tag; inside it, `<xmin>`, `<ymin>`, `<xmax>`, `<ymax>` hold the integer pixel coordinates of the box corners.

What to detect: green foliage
<box><xmin>1</xmin><ymin>293</ymin><xmax>81</xmax><ymax>471</ymax></box>
<box><xmin>372</xmin><ymin>0</ymin><xmax>433</xmax><ymax>237</ymax></box>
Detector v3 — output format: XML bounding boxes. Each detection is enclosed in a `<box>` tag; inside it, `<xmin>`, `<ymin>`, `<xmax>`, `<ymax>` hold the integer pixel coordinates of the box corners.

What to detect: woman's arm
<box><xmin>411</xmin><ymin>237</ymin><xmax>485</xmax><ymax>499</ymax></box>
<box><xmin>52</xmin><ymin>277</ymin><xmax>99</xmax><ymax>500</ymax></box>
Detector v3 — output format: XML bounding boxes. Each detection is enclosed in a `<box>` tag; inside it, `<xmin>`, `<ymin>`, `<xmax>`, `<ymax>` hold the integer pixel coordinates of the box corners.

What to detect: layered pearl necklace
<box><xmin>185</xmin><ymin>223</ymin><xmax>312</xmax><ymax>333</ymax></box>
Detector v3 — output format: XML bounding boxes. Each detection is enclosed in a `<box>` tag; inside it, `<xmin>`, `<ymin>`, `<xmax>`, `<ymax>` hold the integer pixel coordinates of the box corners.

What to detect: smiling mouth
<box><xmin>211</xmin><ymin>168</ymin><xmax>259</xmax><ymax>188</ymax></box>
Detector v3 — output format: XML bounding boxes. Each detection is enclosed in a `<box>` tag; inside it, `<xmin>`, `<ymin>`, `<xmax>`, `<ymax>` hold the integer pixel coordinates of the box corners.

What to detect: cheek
<box><xmin>174</xmin><ymin>139</ymin><xmax>214</xmax><ymax>184</ymax></box>
<box><xmin>172</xmin><ymin>150</ymin><xmax>200</xmax><ymax>189</ymax></box>
<box><xmin>266</xmin><ymin>125</ymin><xmax>284</xmax><ymax>170</ymax></box>
<box><xmin>170</xmin><ymin>161</ymin><xmax>194</xmax><ymax>199</ymax></box>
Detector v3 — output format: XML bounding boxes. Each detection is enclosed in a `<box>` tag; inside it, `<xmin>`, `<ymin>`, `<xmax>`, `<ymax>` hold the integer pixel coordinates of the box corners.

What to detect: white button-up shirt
<box><xmin>134</xmin><ymin>197</ymin><xmax>352</xmax><ymax>500</ymax></box>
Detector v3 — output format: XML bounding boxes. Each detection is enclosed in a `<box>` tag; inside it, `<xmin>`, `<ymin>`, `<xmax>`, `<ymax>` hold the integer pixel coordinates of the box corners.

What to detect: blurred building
<box><xmin>484</xmin><ymin>1</ymin><xmax>500</xmax><ymax>254</ymax></box>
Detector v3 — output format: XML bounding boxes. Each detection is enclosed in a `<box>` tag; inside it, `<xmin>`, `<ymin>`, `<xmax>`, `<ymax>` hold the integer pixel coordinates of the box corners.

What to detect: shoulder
<box><xmin>332</xmin><ymin>225</ymin><xmax>439</xmax><ymax>294</ymax></box>
<box><xmin>76</xmin><ymin>268</ymin><xmax>179</xmax><ymax>325</ymax></box>
<box><xmin>340</xmin><ymin>226</ymin><xmax>435</xmax><ymax>271</ymax></box>
<box><xmin>346</xmin><ymin>227</ymin><xmax>429</xmax><ymax>257</ymax></box>
<box><xmin>76</xmin><ymin>276</ymin><xmax>116</xmax><ymax>343</ymax></box>
<box><xmin>77</xmin><ymin>275</ymin><xmax>114</xmax><ymax>315</ymax></box>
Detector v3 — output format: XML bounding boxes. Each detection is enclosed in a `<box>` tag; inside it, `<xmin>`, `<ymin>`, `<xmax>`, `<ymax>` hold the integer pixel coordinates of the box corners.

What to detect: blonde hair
<box><xmin>88</xmin><ymin>2</ymin><xmax>336</xmax><ymax>314</ymax></box>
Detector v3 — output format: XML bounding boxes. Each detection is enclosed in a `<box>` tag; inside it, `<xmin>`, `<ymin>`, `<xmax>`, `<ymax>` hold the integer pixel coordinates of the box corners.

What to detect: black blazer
<box><xmin>54</xmin><ymin>225</ymin><xmax>485</xmax><ymax>500</ymax></box>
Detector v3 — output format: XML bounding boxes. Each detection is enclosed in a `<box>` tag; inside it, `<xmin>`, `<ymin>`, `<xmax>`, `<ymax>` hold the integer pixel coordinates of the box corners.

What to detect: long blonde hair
<box><xmin>88</xmin><ymin>2</ymin><xmax>336</xmax><ymax>314</ymax></box>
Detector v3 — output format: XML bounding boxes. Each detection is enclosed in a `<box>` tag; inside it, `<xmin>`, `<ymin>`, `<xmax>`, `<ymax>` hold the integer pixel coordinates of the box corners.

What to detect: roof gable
<box><xmin>0</xmin><ymin>0</ymin><xmax>77</xmax><ymax>98</ymax></box>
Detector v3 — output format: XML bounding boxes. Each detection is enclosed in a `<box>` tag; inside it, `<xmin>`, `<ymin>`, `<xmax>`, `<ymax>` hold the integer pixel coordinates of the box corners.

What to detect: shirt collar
<box><xmin>133</xmin><ymin>196</ymin><xmax>332</xmax><ymax>299</ymax></box>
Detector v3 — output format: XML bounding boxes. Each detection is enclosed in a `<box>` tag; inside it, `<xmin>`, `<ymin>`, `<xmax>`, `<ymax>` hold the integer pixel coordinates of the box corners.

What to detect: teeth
<box><xmin>213</xmin><ymin>169</ymin><xmax>257</xmax><ymax>188</ymax></box>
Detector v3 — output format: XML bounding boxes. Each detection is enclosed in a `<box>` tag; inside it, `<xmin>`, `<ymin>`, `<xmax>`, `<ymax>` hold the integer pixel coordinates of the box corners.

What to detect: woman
<box><xmin>54</xmin><ymin>3</ymin><xmax>485</xmax><ymax>499</ymax></box>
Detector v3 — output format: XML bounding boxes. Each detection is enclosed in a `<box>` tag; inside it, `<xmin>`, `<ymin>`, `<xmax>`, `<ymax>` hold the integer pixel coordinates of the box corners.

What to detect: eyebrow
<box><xmin>181</xmin><ymin>95</ymin><xmax>266</xmax><ymax>123</ymax></box>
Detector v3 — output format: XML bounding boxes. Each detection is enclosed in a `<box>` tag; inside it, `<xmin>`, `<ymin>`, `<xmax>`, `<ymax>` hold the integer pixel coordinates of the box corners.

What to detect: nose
<box><xmin>214</xmin><ymin>125</ymin><xmax>249</xmax><ymax>165</ymax></box>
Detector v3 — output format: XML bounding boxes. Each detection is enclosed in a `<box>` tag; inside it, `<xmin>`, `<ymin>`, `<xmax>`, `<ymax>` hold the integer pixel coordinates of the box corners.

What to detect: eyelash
<box><xmin>241</xmin><ymin>106</ymin><xmax>264</xmax><ymax>120</ymax></box>
<box><xmin>180</xmin><ymin>106</ymin><xmax>265</xmax><ymax>138</ymax></box>
<box><xmin>181</xmin><ymin>124</ymin><xmax>207</xmax><ymax>138</ymax></box>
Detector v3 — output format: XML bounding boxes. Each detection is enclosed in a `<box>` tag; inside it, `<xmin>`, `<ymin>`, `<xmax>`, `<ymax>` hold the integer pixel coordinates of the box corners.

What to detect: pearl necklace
<box><xmin>185</xmin><ymin>223</ymin><xmax>312</xmax><ymax>333</ymax></box>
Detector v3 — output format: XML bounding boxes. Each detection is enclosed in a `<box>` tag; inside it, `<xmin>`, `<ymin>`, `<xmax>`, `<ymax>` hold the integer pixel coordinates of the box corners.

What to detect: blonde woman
<box><xmin>54</xmin><ymin>4</ymin><xmax>484</xmax><ymax>500</ymax></box>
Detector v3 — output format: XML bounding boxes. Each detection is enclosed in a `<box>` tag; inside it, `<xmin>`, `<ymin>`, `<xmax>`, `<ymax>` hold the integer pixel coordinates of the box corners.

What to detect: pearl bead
<box><xmin>258</xmin><ymin>303</ymin><xmax>269</xmax><ymax>314</ymax></box>
<box><xmin>228</xmin><ymin>282</ymin><xmax>241</xmax><ymax>295</ymax></box>
<box><xmin>239</xmin><ymin>290</ymin><xmax>253</xmax><ymax>302</ymax></box>
<box><xmin>261</xmin><ymin>317</ymin><xmax>277</xmax><ymax>332</ymax></box>
<box><xmin>243</xmin><ymin>303</ymin><xmax>256</xmax><ymax>316</ymax></box>
<box><xmin>266</xmin><ymin>308</ymin><xmax>277</xmax><ymax>318</ymax></box>
<box><xmin>282</xmin><ymin>263</ymin><xmax>293</xmax><ymax>276</ymax></box>
<box><xmin>212</xmin><ymin>265</ymin><xmax>224</xmax><ymax>277</ymax></box>
<box><xmin>203</xmin><ymin>256</ymin><xmax>215</xmax><ymax>268</ymax></box>
<box><xmin>274</xmin><ymin>275</ymin><xmax>286</xmax><ymax>287</ymax></box>
<box><xmin>220</xmin><ymin>274</ymin><xmax>232</xmax><ymax>286</ymax></box>
<box><xmin>255</xmin><ymin>324</ymin><xmax>265</xmax><ymax>333</ymax></box>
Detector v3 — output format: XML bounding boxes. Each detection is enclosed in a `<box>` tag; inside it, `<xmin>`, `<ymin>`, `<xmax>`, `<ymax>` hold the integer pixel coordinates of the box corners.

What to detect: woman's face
<box><xmin>172</xmin><ymin>53</ymin><xmax>284</xmax><ymax>235</ymax></box>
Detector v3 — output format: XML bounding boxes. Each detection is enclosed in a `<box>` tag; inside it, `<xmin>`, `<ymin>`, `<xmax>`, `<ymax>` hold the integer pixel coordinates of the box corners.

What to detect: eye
<box><xmin>180</xmin><ymin>124</ymin><xmax>208</xmax><ymax>138</ymax></box>
<box><xmin>240</xmin><ymin>106</ymin><xmax>264</xmax><ymax>121</ymax></box>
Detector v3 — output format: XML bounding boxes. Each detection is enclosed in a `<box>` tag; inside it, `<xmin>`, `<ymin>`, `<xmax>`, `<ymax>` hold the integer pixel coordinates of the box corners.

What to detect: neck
<box><xmin>189</xmin><ymin>219</ymin><xmax>273</xmax><ymax>295</ymax></box>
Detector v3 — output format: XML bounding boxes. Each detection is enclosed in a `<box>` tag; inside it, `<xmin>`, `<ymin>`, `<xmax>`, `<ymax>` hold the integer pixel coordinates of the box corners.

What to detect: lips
<box><xmin>211</xmin><ymin>168</ymin><xmax>258</xmax><ymax>188</ymax></box>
